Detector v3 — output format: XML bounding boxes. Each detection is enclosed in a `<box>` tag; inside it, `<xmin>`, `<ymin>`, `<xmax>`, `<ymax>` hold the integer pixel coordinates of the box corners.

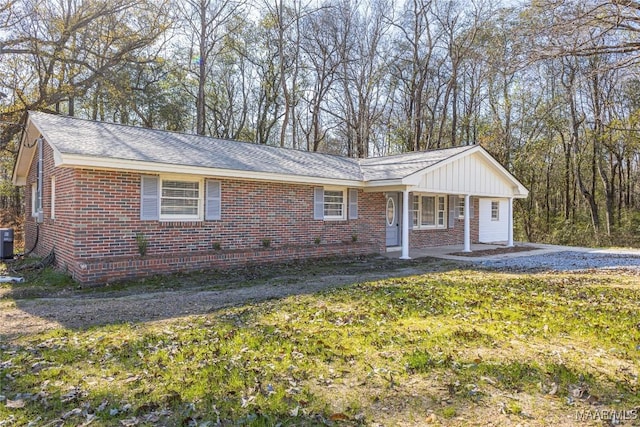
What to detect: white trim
<box><xmin>463</xmin><ymin>194</ymin><xmax>471</xmax><ymax>252</ymax></box>
<box><xmin>400</xmin><ymin>189</ymin><xmax>411</xmax><ymax>259</ymax></box>
<box><xmin>159</xmin><ymin>175</ymin><xmax>204</xmax><ymax>222</ymax></box>
<box><xmin>322</xmin><ymin>187</ymin><xmax>347</xmax><ymax>221</ymax></box>
<box><xmin>507</xmin><ymin>197</ymin><xmax>514</xmax><ymax>247</ymax></box>
<box><xmin>457</xmin><ymin>196</ymin><xmax>465</xmax><ymax>219</ymax></box>
<box><xmin>491</xmin><ymin>200</ymin><xmax>500</xmax><ymax>221</ymax></box>
<box><xmin>55</xmin><ymin>153</ymin><xmax>365</xmax><ymax>188</ymax></box>
<box><xmin>411</xmin><ymin>193</ymin><xmax>447</xmax><ymax>230</ymax></box>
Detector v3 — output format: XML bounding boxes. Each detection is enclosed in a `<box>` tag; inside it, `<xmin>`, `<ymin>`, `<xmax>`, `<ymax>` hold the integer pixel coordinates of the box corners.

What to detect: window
<box><xmin>491</xmin><ymin>201</ymin><xmax>500</xmax><ymax>221</ymax></box>
<box><xmin>323</xmin><ymin>189</ymin><xmax>345</xmax><ymax>219</ymax></box>
<box><xmin>140</xmin><ymin>175</ymin><xmax>214</xmax><ymax>221</ymax></box>
<box><xmin>457</xmin><ymin>196</ymin><xmax>465</xmax><ymax>219</ymax></box>
<box><xmin>161</xmin><ymin>179</ymin><xmax>201</xmax><ymax>219</ymax></box>
<box><xmin>50</xmin><ymin>176</ymin><xmax>56</xmax><ymax>219</ymax></box>
<box><xmin>314</xmin><ymin>187</ymin><xmax>353</xmax><ymax>220</ymax></box>
<box><xmin>412</xmin><ymin>194</ymin><xmax>446</xmax><ymax>229</ymax></box>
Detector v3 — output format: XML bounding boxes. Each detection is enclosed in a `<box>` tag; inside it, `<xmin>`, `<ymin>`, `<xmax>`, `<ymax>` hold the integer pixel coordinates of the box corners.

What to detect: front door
<box><xmin>385</xmin><ymin>193</ymin><xmax>401</xmax><ymax>247</ymax></box>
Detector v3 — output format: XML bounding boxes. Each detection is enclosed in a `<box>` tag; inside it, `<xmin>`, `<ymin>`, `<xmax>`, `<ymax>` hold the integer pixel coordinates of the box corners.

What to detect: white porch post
<box><xmin>400</xmin><ymin>189</ymin><xmax>411</xmax><ymax>259</ymax></box>
<box><xmin>507</xmin><ymin>197</ymin><xmax>514</xmax><ymax>247</ymax></box>
<box><xmin>463</xmin><ymin>194</ymin><xmax>471</xmax><ymax>253</ymax></box>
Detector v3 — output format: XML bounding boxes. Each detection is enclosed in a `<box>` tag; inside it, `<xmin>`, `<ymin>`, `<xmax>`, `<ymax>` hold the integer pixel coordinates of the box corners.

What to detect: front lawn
<box><xmin>1</xmin><ymin>270</ymin><xmax>639</xmax><ymax>426</ymax></box>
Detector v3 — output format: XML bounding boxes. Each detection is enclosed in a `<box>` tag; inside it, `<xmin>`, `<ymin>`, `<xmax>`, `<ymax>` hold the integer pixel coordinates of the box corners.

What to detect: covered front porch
<box><xmin>361</xmin><ymin>145</ymin><xmax>528</xmax><ymax>259</ymax></box>
<box><xmin>377</xmin><ymin>189</ymin><xmax>516</xmax><ymax>260</ymax></box>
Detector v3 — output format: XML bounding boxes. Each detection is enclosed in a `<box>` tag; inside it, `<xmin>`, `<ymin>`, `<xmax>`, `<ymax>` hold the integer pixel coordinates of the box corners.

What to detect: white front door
<box><xmin>386</xmin><ymin>193</ymin><xmax>401</xmax><ymax>247</ymax></box>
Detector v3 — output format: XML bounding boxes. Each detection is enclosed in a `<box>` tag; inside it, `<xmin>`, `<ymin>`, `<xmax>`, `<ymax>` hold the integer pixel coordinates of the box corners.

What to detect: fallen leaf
<box><xmin>5</xmin><ymin>399</ymin><xmax>25</xmax><ymax>408</ymax></box>
<box><xmin>62</xmin><ymin>408</ymin><xmax>82</xmax><ymax>419</ymax></box>
<box><xmin>330</xmin><ymin>413</ymin><xmax>349</xmax><ymax>421</ymax></box>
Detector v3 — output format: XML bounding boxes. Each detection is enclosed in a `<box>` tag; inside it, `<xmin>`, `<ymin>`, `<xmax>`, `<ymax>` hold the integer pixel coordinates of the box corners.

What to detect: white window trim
<box><xmin>412</xmin><ymin>193</ymin><xmax>447</xmax><ymax>230</ymax></box>
<box><xmin>491</xmin><ymin>200</ymin><xmax>500</xmax><ymax>221</ymax></box>
<box><xmin>50</xmin><ymin>176</ymin><xmax>56</xmax><ymax>220</ymax></box>
<box><xmin>457</xmin><ymin>196</ymin><xmax>465</xmax><ymax>219</ymax></box>
<box><xmin>159</xmin><ymin>175</ymin><xmax>204</xmax><ymax>221</ymax></box>
<box><xmin>323</xmin><ymin>187</ymin><xmax>347</xmax><ymax>221</ymax></box>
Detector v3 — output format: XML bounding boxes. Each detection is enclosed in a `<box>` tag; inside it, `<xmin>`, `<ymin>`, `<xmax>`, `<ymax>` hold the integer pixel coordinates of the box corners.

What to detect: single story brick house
<box><xmin>12</xmin><ymin>112</ymin><xmax>528</xmax><ymax>284</ymax></box>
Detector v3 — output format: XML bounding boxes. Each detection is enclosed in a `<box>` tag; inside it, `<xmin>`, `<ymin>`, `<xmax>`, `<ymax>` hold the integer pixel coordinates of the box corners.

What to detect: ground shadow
<box><xmin>1</xmin><ymin>255</ymin><xmax>468</xmax><ymax>337</ymax></box>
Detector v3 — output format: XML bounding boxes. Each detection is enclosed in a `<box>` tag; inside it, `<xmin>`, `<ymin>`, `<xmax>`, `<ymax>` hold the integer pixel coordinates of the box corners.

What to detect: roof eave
<box><xmin>12</xmin><ymin>115</ymin><xmax>41</xmax><ymax>186</ymax></box>
<box><xmin>58</xmin><ymin>153</ymin><xmax>366</xmax><ymax>187</ymax></box>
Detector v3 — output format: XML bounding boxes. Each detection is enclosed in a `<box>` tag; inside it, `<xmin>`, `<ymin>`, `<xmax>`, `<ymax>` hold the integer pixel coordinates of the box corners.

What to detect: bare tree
<box><xmin>0</xmin><ymin>0</ymin><xmax>171</xmax><ymax>148</ymax></box>
<box><xmin>179</xmin><ymin>0</ymin><xmax>245</xmax><ymax>135</ymax></box>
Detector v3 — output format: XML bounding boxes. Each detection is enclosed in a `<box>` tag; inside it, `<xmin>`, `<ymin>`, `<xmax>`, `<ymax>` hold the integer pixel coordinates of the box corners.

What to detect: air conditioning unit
<box><xmin>0</xmin><ymin>228</ymin><xmax>14</xmax><ymax>259</ymax></box>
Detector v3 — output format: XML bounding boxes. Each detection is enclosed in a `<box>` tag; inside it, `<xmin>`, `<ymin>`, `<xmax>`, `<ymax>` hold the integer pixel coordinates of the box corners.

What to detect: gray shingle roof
<box><xmin>29</xmin><ymin>112</ymin><xmax>473</xmax><ymax>183</ymax></box>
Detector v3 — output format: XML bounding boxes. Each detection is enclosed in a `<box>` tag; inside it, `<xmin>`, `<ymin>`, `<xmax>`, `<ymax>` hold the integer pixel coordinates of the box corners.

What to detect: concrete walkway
<box><xmin>384</xmin><ymin>242</ymin><xmax>640</xmax><ymax>262</ymax></box>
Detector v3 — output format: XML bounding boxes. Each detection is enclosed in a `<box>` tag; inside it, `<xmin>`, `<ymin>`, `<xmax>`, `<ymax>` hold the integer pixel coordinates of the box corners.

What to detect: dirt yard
<box><xmin>0</xmin><ymin>256</ymin><xmax>457</xmax><ymax>337</ymax></box>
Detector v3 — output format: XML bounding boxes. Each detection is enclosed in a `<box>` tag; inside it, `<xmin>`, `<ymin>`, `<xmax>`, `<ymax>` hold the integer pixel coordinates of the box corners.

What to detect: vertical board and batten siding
<box><xmin>478</xmin><ymin>198</ymin><xmax>509</xmax><ymax>243</ymax></box>
<box><xmin>418</xmin><ymin>153</ymin><xmax>514</xmax><ymax>196</ymax></box>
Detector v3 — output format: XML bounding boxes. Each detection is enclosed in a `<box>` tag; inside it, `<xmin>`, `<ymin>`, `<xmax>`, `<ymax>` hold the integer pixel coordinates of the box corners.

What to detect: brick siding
<box><xmin>408</xmin><ymin>197</ymin><xmax>480</xmax><ymax>247</ymax></box>
<box><xmin>24</xmin><ymin>139</ymin><xmax>387</xmax><ymax>284</ymax></box>
<box><xmin>24</xmin><ymin>139</ymin><xmax>486</xmax><ymax>285</ymax></box>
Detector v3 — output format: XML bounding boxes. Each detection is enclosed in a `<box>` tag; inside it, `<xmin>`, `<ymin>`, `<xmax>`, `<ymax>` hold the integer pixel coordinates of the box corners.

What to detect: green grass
<box><xmin>1</xmin><ymin>269</ymin><xmax>639</xmax><ymax>425</ymax></box>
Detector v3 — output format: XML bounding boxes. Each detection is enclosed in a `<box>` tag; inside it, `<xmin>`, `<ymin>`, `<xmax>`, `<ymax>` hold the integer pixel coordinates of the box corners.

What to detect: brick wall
<box><xmin>24</xmin><ymin>141</ymin><xmax>77</xmax><ymax>271</ymax></box>
<box><xmin>408</xmin><ymin>197</ymin><xmax>480</xmax><ymax>247</ymax></box>
<box><xmin>71</xmin><ymin>172</ymin><xmax>386</xmax><ymax>283</ymax></box>
<box><xmin>24</xmin><ymin>138</ymin><xmax>490</xmax><ymax>285</ymax></box>
<box><xmin>25</xmin><ymin>139</ymin><xmax>387</xmax><ymax>284</ymax></box>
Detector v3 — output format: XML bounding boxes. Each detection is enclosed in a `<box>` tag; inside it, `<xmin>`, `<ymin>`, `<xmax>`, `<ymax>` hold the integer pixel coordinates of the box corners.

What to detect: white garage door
<box><xmin>479</xmin><ymin>198</ymin><xmax>508</xmax><ymax>243</ymax></box>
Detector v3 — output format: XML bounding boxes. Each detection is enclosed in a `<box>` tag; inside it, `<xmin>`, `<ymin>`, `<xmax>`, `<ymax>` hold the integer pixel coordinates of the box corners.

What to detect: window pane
<box><xmin>491</xmin><ymin>201</ymin><xmax>499</xmax><ymax>221</ymax></box>
<box><xmin>438</xmin><ymin>196</ymin><xmax>446</xmax><ymax>226</ymax></box>
<box><xmin>421</xmin><ymin>196</ymin><xmax>435</xmax><ymax>226</ymax></box>
<box><xmin>324</xmin><ymin>190</ymin><xmax>343</xmax><ymax>217</ymax></box>
<box><xmin>161</xmin><ymin>180</ymin><xmax>200</xmax><ymax>217</ymax></box>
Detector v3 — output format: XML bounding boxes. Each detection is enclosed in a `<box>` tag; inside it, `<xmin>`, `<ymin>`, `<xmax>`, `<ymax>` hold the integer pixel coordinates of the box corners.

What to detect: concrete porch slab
<box><xmin>383</xmin><ymin>242</ymin><xmax>640</xmax><ymax>262</ymax></box>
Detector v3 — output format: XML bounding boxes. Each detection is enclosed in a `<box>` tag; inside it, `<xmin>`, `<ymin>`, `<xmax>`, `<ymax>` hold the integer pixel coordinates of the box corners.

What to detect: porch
<box><xmin>383</xmin><ymin>242</ymin><xmax>542</xmax><ymax>262</ymax></box>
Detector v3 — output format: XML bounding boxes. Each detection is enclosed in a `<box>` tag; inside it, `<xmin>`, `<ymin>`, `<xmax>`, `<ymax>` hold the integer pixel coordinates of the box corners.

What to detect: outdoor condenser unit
<box><xmin>0</xmin><ymin>228</ymin><xmax>14</xmax><ymax>259</ymax></box>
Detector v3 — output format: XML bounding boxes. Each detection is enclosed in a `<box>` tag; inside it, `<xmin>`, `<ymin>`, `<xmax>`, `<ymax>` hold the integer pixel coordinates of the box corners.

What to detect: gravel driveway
<box><xmin>479</xmin><ymin>250</ymin><xmax>640</xmax><ymax>271</ymax></box>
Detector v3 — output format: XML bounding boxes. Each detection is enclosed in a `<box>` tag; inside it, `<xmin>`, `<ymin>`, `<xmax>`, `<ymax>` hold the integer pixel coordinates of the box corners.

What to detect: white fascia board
<box><xmin>411</xmin><ymin>186</ymin><xmax>529</xmax><ymax>198</ymax></box>
<box><xmin>361</xmin><ymin>182</ymin><xmax>408</xmax><ymax>192</ymax></box>
<box><xmin>58</xmin><ymin>153</ymin><xmax>365</xmax><ymax>188</ymax></box>
<box><xmin>12</xmin><ymin>119</ymin><xmax>39</xmax><ymax>185</ymax></box>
